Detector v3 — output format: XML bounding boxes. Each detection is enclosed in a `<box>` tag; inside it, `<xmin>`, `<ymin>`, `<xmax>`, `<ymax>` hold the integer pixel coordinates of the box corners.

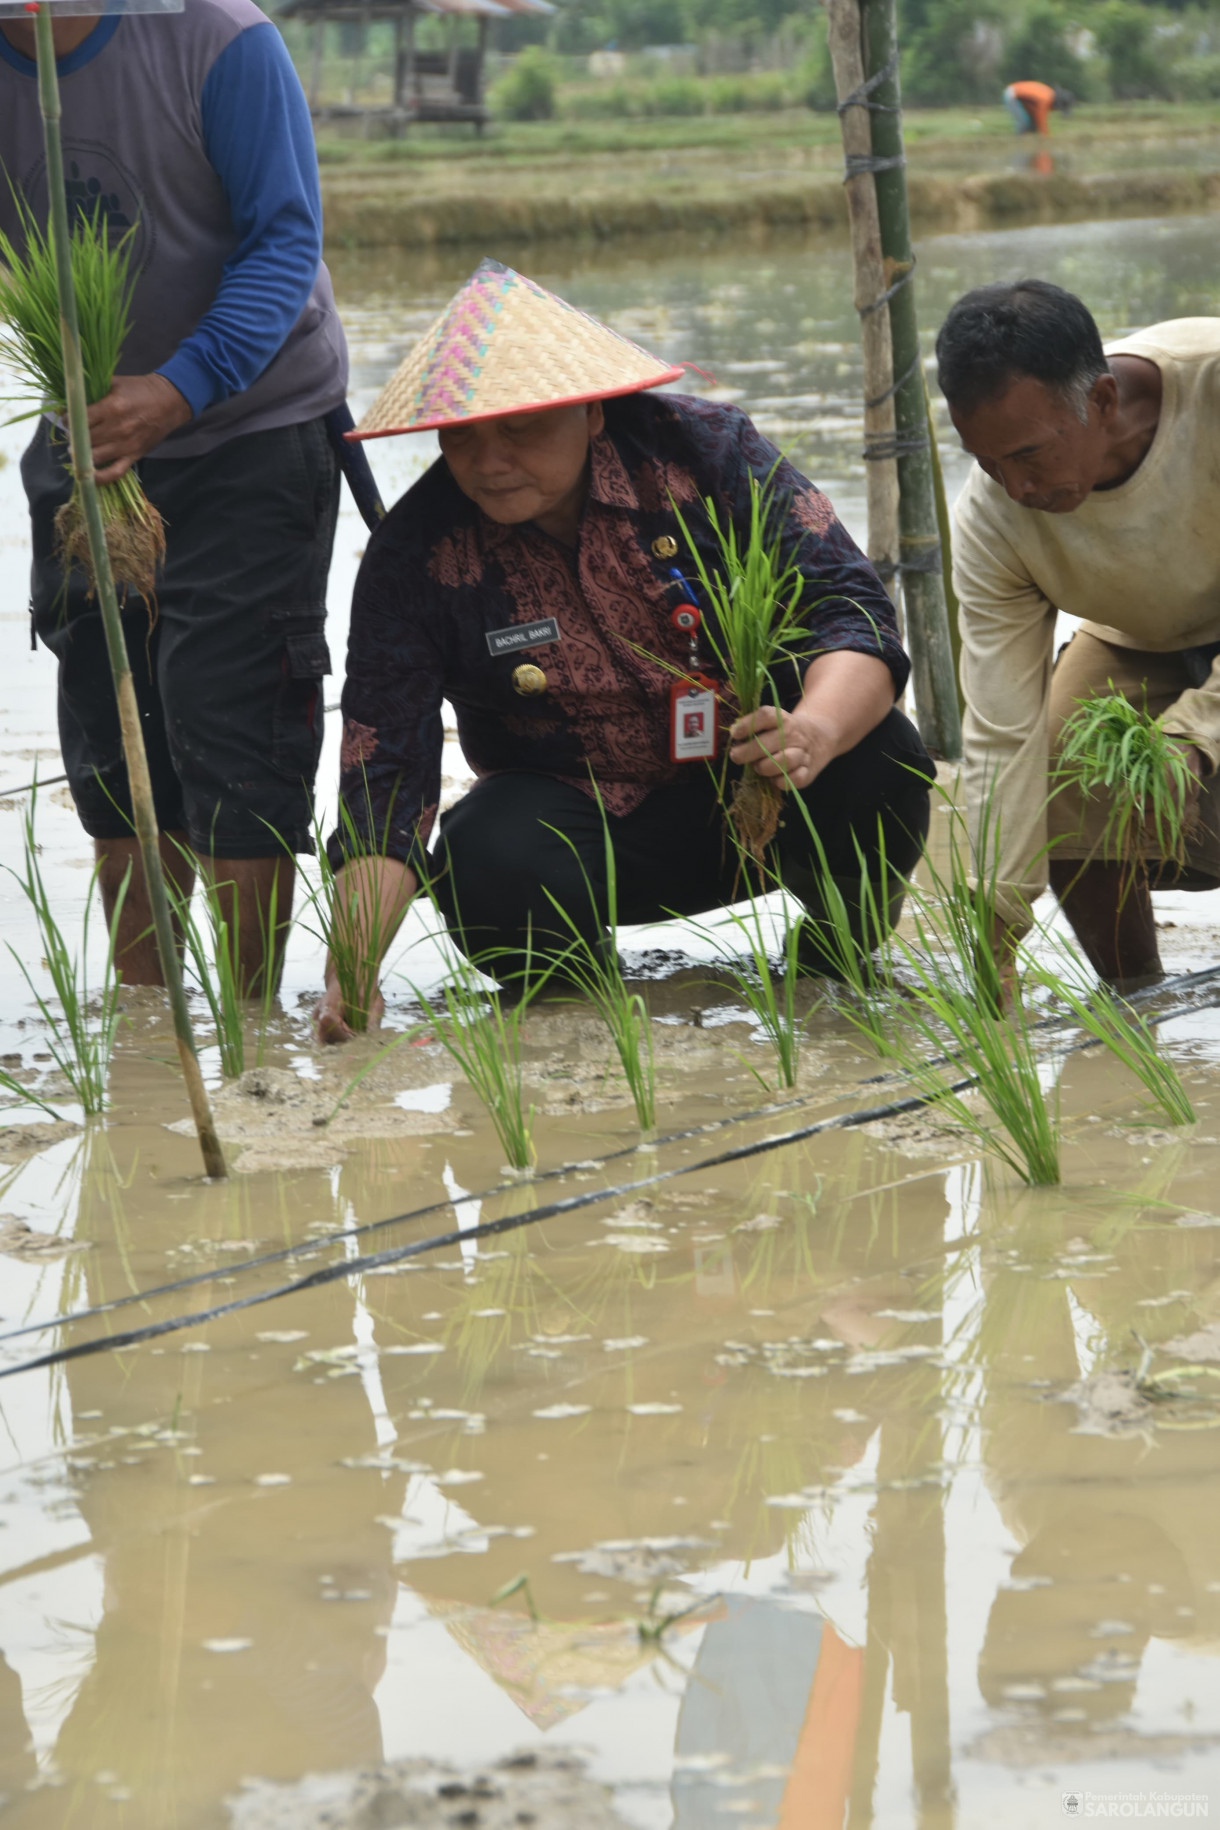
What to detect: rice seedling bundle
<box><xmin>0</xmin><ymin>197</ymin><xmax>164</xmax><ymax>600</ymax></box>
<box><xmin>305</xmin><ymin>801</ymin><xmax>407</xmax><ymax>1035</ymax></box>
<box><xmin>1055</xmin><ymin>688</ymin><xmax>1200</xmax><ymax>877</ymax></box>
<box><xmin>676</xmin><ymin>476</ymin><xmax>809</xmax><ymax>862</ymax></box>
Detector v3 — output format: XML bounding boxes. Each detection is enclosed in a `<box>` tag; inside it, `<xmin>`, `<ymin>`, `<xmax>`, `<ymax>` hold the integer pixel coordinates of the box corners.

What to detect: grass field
<box><xmin>317</xmin><ymin>100</ymin><xmax>1220</xmax><ymax>247</ymax></box>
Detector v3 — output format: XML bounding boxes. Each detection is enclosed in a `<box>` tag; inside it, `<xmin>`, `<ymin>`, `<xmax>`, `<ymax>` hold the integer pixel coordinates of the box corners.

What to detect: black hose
<box><xmin>1</xmin><ymin>961</ymin><xmax>1214</xmax><ymax>1379</ymax></box>
<box><xmin>0</xmin><ymin>1088</ymin><xmax>832</xmax><ymax>1347</ymax></box>
<box><xmin>4</xmin><ymin>980</ymin><xmax>1214</xmax><ymax>1376</ymax></box>
<box><xmin>0</xmin><ymin>1073</ymin><xmax>979</xmax><ymax>1383</ymax></box>
<box><xmin>4</xmin><ymin>954</ymin><xmax>1213</xmax><ymax>1349</ymax></box>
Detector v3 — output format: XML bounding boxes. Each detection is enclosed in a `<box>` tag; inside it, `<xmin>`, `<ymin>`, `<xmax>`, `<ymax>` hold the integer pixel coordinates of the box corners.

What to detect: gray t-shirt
<box><xmin>0</xmin><ymin>0</ymin><xmax>348</xmax><ymax>455</ymax></box>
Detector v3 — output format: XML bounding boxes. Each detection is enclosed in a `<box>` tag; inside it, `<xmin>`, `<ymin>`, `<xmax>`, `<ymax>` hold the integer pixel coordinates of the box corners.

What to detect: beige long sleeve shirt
<box><xmin>952</xmin><ymin>316</ymin><xmax>1220</xmax><ymax>931</ymax></box>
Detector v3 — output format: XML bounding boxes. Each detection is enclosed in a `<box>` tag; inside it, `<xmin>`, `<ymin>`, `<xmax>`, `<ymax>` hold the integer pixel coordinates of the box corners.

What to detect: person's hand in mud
<box><xmin>313</xmin><ymin>856</ymin><xmax>415</xmax><ymax>1045</ymax></box>
<box><xmin>315</xmin><ymin>971</ymin><xmax>384</xmax><ymax>1046</ymax></box>
<box><xmin>86</xmin><ymin>373</ymin><xmax>192</xmax><ymax>483</ymax></box>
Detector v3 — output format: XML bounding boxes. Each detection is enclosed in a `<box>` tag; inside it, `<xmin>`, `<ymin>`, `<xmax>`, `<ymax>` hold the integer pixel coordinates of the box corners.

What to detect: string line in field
<box><xmin>0</xmin><ymin>973</ymin><xmax>1215</xmax><ymax>1381</ymax></box>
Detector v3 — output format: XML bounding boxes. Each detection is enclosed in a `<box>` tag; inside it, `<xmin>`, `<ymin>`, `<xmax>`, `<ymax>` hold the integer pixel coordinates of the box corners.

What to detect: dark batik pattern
<box><xmin>330</xmin><ymin>391</ymin><xmax>909</xmax><ymax>872</ymax></box>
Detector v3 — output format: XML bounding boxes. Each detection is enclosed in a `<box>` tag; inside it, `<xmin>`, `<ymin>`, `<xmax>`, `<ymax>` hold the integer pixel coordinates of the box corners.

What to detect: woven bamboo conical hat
<box><xmin>351</xmin><ymin>258</ymin><xmax>685</xmax><ymax>439</ymax></box>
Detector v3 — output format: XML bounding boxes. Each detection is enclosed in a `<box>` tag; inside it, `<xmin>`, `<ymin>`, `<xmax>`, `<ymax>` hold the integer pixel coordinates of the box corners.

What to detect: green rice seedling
<box><xmin>169</xmin><ymin>854</ymin><xmax>286</xmax><ymax>1078</ymax></box>
<box><xmin>4</xmin><ymin>800</ymin><xmax>128</xmax><ymax>1117</ymax></box>
<box><xmin>884</xmin><ymin>795</ymin><xmax>1063</xmax><ymax>1185</ymax></box>
<box><xmin>674</xmin><ymin>474</ymin><xmax>813</xmax><ymax>862</ymax></box>
<box><xmin>409</xmin><ymin>934</ymin><xmax>542</xmax><ymax>1170</ymax></box>
<box><xmin>303</xmin><ymin>792</ymin><xmax>409</xmax><ymax>1034</ymax></box>
<box><xmin>174</xmin><ymin>873</ymin><xmax>244</xmax><ymax>1080</ymax></box>
<box><xmin>1035</xmin><ymin>953</ymin><xmax>1195</xmax><ymax>1127</ymax></box>
<box><xmin>0</xmin><ymin>1063</ymin><xmax>62</xmax><ymax>1121</ymax></box>
<box><xmin>490</xmin><ymin>1572</ymin><xmax>541</xmax><ymax>1622</ymax></box>
<box><xmin>0</xmin><ymin>196</ymin><xmax>163</xmax><ymax>599</ymax></box>
<box><xmin>248</xmin><ymin>864</ymin><xmax>286</xmax><ymax>1067</ymax></box>
<box><xmin>775</xmin><ymin>809</ymin><xmax>901</xmax><ymax>1054</ymax></box>
<box><xmin>887</xmin><ymin>930</ymin><xmax>1062</xmax><ymax>1186</ymax></box>
<box><xmin>540</xmin><ymin>794</ymin><xmax>656</xmax><ymax>1130</ymax></box>
<box><xmin>1055</xmin><ymin>688</ymin><xmax>1199</xmax><ymax>883</ymax></box>
<box><xmin>689</xmin><ymin>883</ymin><xmax>807</xmax><ymax>1090</ymax></box>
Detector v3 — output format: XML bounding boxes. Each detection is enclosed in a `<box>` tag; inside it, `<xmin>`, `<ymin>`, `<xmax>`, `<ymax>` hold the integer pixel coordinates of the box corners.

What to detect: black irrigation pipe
<box><xmin>0</xmin><ymin>1075</ymin><xmax>982</xmax><ymax>1383</ymax></box>
<box><xmin>2</xmin><ymin>958</ymin><xmax>1219</xmax><ymax>1360</ymax></box>
<box><xmin>5</xmin><ymin>954</ymin><xmax>1215</xmax><ymax>1353</ymax></box>
<box><xmin>0</xmin><ymin>1091</ymin><xmax>839</xmax><ymax>1349</ymax></box>
<box><xmin>2</xmin><ymin>974</ymin><xmax>1219</xmax><ymax>1383</ymax></box>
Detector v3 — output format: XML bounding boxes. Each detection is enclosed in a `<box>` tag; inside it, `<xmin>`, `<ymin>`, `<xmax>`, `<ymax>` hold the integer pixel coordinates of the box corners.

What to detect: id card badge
<box><xmin>670</xmin><ymin>676</ymin><xmax>719</xmax><ymax>762</ymax></box>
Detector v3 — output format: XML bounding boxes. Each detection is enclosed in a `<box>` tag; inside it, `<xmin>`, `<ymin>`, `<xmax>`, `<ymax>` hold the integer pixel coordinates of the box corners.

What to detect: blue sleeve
<box><xmin>156</xmin><ymin>23</ymin><xmax>323</xmax><ymax>415</ymax></box>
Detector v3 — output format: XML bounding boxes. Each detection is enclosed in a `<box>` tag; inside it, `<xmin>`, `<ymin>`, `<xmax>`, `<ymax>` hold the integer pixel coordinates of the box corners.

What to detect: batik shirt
<box><xmin>331</xmin><ymin>392</ymin><xmax>907</xmax><ymax>872</ymax></box>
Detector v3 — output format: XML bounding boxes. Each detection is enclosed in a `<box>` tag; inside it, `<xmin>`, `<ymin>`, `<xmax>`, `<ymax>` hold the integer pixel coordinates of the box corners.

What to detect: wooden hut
<box><xmin>281</xmin><ymin>0</ymin><xmax>555</xmax><ymax>132</ymax></box>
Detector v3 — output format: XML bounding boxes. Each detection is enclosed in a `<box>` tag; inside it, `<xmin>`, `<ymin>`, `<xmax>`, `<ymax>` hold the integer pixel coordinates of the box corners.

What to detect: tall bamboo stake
<box><xmin>822</xmin><ymin>0</ymin><xmax>901</xmax><ymax>623</ymax></box>
<box><xmin>923</xmin><ymin>367</ymin><xmax>965</xmax><ymax>722</ymax></box>
<box><xmin>857</xmin><ymin>0</ymin><xmax>963</xmax><ymax>764</ymax></box>
<box><xmin>33</xmin><ymin>3</ymin><xmax>226</xmax><ymax>1179</ymax></box>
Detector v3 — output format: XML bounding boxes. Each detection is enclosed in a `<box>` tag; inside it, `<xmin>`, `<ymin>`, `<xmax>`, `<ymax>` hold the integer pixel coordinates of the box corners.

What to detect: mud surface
<box><xmin>229</xmin><ymin>1748</ymin><xmax>630</xmax><ymax>1829</ymax></box>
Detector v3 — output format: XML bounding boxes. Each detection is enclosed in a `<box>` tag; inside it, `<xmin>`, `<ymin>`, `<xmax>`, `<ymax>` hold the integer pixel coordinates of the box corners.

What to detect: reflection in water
<box><xmin>1</xmin><ymin>217</ymin><xmax>1220</xmax><ymax>1825</ymax></box>
<box><xmin>2</xmin><ymin>1051</ymin><xmax>1220</xmax><ymax>1823</ymax></box>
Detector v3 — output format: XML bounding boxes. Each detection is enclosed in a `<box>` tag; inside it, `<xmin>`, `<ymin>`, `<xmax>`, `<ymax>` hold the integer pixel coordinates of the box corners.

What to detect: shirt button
<box><xmin>512</xmin><ymin>663</ymin><xmax>548</xmax><ymax>697</ymax></box>
<box><xmin>651</xmin><ymin>534</ymin><xmax>679</xmax><ymax>559</ymax></box>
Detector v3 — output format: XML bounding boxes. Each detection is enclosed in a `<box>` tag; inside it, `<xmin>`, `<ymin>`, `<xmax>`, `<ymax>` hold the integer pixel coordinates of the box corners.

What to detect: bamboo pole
<box><xmin>33</xmin><ymin>3</ymin><xmax>226</xmax><ymax>1180</ymax></box>
<box><xmin>857</xmin><ymin>0</ymin><xmax>963</xmax><ymax>764</ymax></box>
<box><xmin>923</xmin><ymin>367</ymin><xmax>965</xmax><ymax>722</ymax></box>
<box><xmin>822</xmin><ymin>0</ymin><xmax>901</xmax><ymax>623</ymax></box>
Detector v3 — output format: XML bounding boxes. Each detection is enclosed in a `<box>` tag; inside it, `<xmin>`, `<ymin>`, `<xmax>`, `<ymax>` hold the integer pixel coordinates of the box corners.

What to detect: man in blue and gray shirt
<box><xmin>0</xmin><ymin>0</ymin><xmax>349</xmax><ymax>989</ymax></box>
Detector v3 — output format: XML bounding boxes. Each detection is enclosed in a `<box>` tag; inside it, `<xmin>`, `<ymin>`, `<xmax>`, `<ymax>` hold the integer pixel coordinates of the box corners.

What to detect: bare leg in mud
<box><xmin>96</xmin><ymin>836</ymin><xmax>294</xmax><ymax>994</ymax></box>
<box><xmin>1047</xmin><ymin>857</ymin><xmax>1162</xmax><ymax>987</ymax></box>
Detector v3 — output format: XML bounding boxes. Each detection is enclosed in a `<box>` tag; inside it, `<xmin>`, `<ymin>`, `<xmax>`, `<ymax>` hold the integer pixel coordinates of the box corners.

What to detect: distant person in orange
<box><xmin>1003</xmin><ymin>78</ymin><xmax>1074</xmax><ymax>134</ymax></box>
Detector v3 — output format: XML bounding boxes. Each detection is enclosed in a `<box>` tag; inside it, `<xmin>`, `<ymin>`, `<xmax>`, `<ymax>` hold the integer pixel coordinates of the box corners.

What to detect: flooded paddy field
<box><xmin>1</xmin><ymin>212</ymin><xmax>1220</xmax><ymax>1825</ymax></box>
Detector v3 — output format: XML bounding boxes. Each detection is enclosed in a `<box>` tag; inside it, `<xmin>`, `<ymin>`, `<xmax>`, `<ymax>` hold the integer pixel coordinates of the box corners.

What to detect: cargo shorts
<box><xmin>23</xmin><ymin>413</ymin><xmax>340</xmax><ymax>858</ymax></box>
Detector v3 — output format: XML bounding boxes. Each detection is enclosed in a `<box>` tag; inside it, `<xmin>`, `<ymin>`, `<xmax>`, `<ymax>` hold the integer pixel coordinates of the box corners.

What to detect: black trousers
<box><xmin>24</xmin><ymin>416</ymin><xmax>339</xmax><ymax>858</ymax></box>
<box><xmin>431</xmin><ymin>707</ymin><xmax>934</xmax><ymax>972</ymax></box>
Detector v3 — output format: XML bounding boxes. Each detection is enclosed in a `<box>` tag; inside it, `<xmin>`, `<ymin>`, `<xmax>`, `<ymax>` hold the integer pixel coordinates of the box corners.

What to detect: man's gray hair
<box><xmin>1060</xmin><ymin>354</ymin><xmax>1111</xmax><ymax>423</ymax></box>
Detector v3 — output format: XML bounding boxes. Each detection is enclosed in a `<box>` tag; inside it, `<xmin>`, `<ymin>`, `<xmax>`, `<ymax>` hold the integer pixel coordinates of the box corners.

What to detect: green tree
<box><xmin>489</xmin><ymin>45</ymin><xmax>558</xmax><ymax>118</ymax></box>
<box><xmin>1001</xmin><ymin>4</ymin><xmax>1089</xmax><ymax>92</ymax></box>
<box><xmin>901</xmin><ymin>0</ymin><xmax>1003</xmax><ymax>104</ymax></box>
<box><xmin>1095</xmin><ymin>0</ymin><xmax>1168</xmax><ymax>96</ymax></box>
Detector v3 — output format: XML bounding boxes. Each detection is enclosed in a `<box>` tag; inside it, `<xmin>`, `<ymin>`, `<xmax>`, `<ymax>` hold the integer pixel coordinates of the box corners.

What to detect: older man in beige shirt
<box><xmin>938</xmin><ymin>279</ymin><xmax>1220</xmax><ymax>985</ymax></box>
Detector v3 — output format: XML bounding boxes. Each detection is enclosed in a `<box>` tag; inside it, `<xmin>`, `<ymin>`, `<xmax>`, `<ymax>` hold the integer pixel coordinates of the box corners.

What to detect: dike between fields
<box><xmin>321</xmin><ymin>162</ymin><xmax>1220</xmax><ymax>249</ymax></box>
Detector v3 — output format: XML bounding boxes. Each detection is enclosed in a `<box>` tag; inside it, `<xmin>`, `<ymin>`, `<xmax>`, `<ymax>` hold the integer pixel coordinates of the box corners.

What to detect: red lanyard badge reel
<box><xmin>668</xmin><ymin>603</ymin><xmax>718</xmax><ymax>763</ymax></box>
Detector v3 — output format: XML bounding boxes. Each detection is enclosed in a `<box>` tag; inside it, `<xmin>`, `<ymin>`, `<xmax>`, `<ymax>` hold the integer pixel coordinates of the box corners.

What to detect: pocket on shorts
<box><xmin>271</xmin><ymin>611</ymin><xmax>332</xmax><ymax>784</ymax></box>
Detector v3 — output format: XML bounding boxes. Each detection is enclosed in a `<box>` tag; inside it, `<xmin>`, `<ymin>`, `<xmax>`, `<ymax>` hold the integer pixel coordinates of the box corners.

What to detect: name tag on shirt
<box><xmin>485</xmin><ymin>617</ymin><xmax>561</xmax><ymax>658</ymax></box>
<box><xmin>670</xmin><ymin>678</ymin><xmax>719</xmax><ymax>761</ymax></box>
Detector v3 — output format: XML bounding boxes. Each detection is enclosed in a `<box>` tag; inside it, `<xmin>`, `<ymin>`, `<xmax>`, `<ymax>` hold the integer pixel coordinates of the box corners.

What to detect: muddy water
<box><xmin>1</xmin><ymin>213</ymin><xmax>1220</xmax><ymax>1825</ymax></box>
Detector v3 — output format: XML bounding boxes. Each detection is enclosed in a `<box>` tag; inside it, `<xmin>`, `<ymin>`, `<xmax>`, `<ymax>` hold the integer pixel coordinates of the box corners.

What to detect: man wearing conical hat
<box><xmin>317</xmin><ymin>260</ymin><xmax>933</xmax><ymax>1039</ymax></box>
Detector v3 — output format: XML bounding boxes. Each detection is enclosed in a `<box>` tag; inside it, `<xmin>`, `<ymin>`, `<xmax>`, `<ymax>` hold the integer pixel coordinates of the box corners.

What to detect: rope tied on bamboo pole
<box><xmin>873</xmin><ymin>536</ymin><xmax>944</xmax><ymax>585</ymax></box>
<box><xmin>864</xmin><ymin>351</ymin><xmax>921</xmax><ymax>409</ymax></box>
<box><xmin>863</xmin><ymin>427</ymin><xmax>930</xmax><ymax>462</ymax></box>
<box><xmin>834</xmin><ymin>49</ymin><xmax>900</xmax><ymax>113</ymax></box>
<box><xmin>858</xmin><ymin>255</ymin><xmax>916</xmax><ymax>315</ymax></box>
<box><xmin>843</xmin><ymin>151</ymin><xmax>906</xmax><ymax>178</ymax></box>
